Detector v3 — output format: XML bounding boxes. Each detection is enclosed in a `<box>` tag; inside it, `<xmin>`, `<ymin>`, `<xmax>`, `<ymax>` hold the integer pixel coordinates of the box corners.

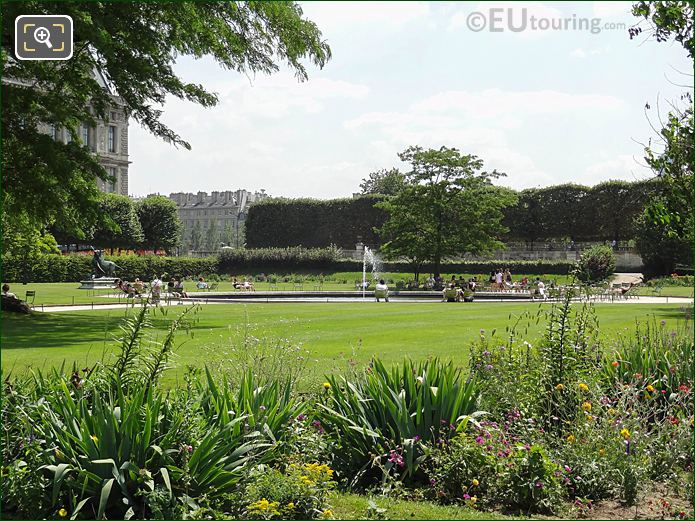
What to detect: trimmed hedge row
<box><xmin>2</xmin><ymin>255</ymin><xmax>216</xmax><ymax>283</ymax></box>
<box><xmin>245</xmin><ymin>195</ymin><xmax>388</xmax><ymax>249</ymax></box>
<box><xmin>2</xmin><ymin>253</ymin><xmax>574</xmax><ymax>283</ymax></box>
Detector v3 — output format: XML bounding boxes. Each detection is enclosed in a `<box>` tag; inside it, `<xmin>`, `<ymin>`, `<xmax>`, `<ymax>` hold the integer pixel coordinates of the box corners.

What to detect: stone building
<box><xmin>35</xmin><ymin>71</ymin><xmax>131</xmax><ymax>195</ymax></box>
<box><xmin>169</xmin><ymin>189</ymin><xmax>268</xmax><ymax>249</ymax></box>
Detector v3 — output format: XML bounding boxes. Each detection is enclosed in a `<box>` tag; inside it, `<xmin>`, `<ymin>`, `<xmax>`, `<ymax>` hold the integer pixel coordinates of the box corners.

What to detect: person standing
<box><xmin>495</xmin><ymin>269</ymin><xmax>504</xmax><ymax>291</ymax></box>
<box><xmin>150</xmin><ymin>275</ymin><xmax>163</xmax><ymax>304</ymax></box>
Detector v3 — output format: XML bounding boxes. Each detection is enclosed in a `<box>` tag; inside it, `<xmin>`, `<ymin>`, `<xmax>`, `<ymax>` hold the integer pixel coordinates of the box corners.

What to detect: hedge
<box><xmin>2</xmin><ymin>252</ymin><xmax>575</xmax><ymax>283</ymax></box>
<box><xmin>1</xmin><ymin>255</ymin><xmax>217</xmax><ymax>283</ymax></box>
<box><xmin>245</xmin><ymin>195</ymin><xmax>388</xmax><ymax>249</ymax></box>
<box><xmin>245</xmin><ymin>181</ymin><xmax>657</xmax><ymax>249</ymax></box>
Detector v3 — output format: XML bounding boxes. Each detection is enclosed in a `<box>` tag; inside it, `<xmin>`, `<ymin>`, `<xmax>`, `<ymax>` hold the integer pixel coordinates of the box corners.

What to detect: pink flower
<box><xmin>388</xmin><ymin>450</ymin><xmax>405</xmax><ymax>468</ymax></box>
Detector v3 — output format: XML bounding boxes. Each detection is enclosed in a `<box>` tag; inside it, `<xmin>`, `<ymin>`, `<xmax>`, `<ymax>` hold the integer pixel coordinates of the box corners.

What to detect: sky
<box><xmin>128</xmin><ymin>1</ymin><xmax>693</xmax><ymax>199</ymax></box>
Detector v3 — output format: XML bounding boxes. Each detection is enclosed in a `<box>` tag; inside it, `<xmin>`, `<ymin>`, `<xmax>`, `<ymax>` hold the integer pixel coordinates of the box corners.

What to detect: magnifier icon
<box><xmin>33</xmin><ymin>26</ymin><xmax>52</xmax><ymax>48</ymax></box>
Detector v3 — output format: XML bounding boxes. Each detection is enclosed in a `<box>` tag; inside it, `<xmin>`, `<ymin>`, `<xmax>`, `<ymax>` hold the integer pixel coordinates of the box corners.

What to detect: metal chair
<box><xmin>25</xmin><ymin>290</ymin><xmax>36</xmax><ymax>307</ymax></box>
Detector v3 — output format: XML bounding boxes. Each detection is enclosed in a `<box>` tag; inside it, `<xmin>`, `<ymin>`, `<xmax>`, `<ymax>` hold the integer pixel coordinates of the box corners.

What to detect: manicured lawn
<box><xmin>2</xmin><ymin>301</ymin><xmax>688</xmax><ymax>386</ymax></box>
<box><xmin>330</xmin><ymin>492</ymin><xmax>512</xmax><ymax>519</ymax></box>
<box><xmin>634</xmin><ymin>285</ymin><xmax>693</xmax><ymax>298</ymax></box>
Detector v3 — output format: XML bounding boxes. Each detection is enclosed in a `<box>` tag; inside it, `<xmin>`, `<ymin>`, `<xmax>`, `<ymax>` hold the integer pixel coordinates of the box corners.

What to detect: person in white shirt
<box><xmin>494</xmin><ymin>269</ymin><xmax>504</xmax><ymax>291</ymax></box>
<box><xmin>150</xmin><ymin>275</ymin><xmax>163</xmax><ymax>303</ymax></box>
<box><xmin>2</xmin><ymin>284</ymin><xmax>17</xmax><ymax>299</ymax></box>
<box><xmin>535</xmin><ymin>277</ymin><xmax>546</xmax><ymax>300</ymax></box>
<box><xmin>375</xmin><ymin>279</ymin><xmax>389</xmax><ymax>302</ymax></box>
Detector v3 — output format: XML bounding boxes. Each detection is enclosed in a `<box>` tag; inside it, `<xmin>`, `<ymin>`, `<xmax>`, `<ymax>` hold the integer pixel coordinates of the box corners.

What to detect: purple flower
<box><xmin>564</xmin><ymin>465</ymin><xmax>572</xmax><ymax>473</ymax></box>
<box><xmin>259</xmin><ymin>405</ymin><xmax>267</xmax><ymax>411</ymax></box>
<box><xmin>463</xmin><ymin>493</ymin><xmax>471</xmax><ymax>500</ymax></box>
<box><xmin>660</xmin><ymin>320</ymin><xmax>666</xmax><ymax>326</ymax></box>
<box><xmin>413</xmin><ymin>435</ymin><xmax>422</xmax><ymax>442</ymax></box>
<box><xmin>388</xmin><ymin>450</ymin><xmax>405</xmax><ymax>468</ymax></box>
<box><xmin>535</xmin><ymin>481</ymin><xmax>544</xmax><ymax>489</ymax></box>
<box><xmin>475</xmin><ymin>436</ymin><xmax>484</xmax><ymax>445</ymax></box>
<box><xmin>296</xmin><ymin>413</ymin><xmax>306</xmax><ymax>422</ymax></box>
<box><xmin>482</xmin><ymin>350</ymin><xmax>491</xmax><ymax>357</ymax></box>
<box><xmin>429</xmin><ymin>478</ymin><xmax>437</xmax><ymax>487</ymax></box>
<box><xmin>312</xmin><ymin>420</ymin><xmax>322</xmax><ymax>428</ymax></box>
<box><xmin>485</xmin><ymin>364</ymin><xmax>494</xmax><ymax>370</ymax></box>
<box><xmin>479</xmin><ymin>329</ymin><xmax>485</xmax><ymax>335</ymax></box>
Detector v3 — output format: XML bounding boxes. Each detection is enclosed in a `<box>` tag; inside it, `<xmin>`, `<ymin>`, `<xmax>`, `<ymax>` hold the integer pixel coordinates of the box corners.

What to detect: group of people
<box><xmin>424</xmin><ymin>275</ymin><xmax>479</xmax><ymax>291</ymax></box>
<box><xmin>114</xmin><ymin>276</ymin><xmax>188</xmax><ymax>301</ymax></box>
<box><xmin>231</xmin><ymin>277</ymin><xmax>255</xmax><ymax>292</ymax></box>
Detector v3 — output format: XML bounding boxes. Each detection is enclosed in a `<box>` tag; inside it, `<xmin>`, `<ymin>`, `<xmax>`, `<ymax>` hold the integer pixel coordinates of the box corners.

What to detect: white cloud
<box><xmin>593</xmin><ymin>1</ymin><xmax>633</xmax><ymax>19</ymax></box>
<box><xmin>570</xmin><ymin>45</ymin><xmax>611</xmax><ymax>58</ymax></box>
<box><xmin>302</xmin><ymin>1</ymin><xmax>430</xmax><ymax>32</ymax></box>
<box><xmin>583</xmin><ymin>154</ymin><xmax>650</xmax><ymax>184</ymax></box>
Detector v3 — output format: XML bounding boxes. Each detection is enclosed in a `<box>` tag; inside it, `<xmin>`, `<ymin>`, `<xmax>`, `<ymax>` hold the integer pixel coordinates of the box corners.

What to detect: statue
<box><xmin>91</xmin><ymin>249</ymin><xmax>121</xmax><ymax>278</ymax></box>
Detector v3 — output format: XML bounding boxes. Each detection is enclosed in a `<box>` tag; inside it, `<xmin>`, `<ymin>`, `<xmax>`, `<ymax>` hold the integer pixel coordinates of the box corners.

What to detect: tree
<box><xmin>136</xmin><ymin>195</ymin><xmax>182</xmax><ymax>253</ymax></box>
<box><xmin>2</xmin><ymin>2</ymin><xmax>330</xmax><ymax>241</ymax></box>
<box><xmin>359</xmin><ymin>168</ymin><xmax>407</xmax><ymax>196</ymax></box>
<box><xmin>221</xmin><ymin>222</ymin><xmax>235</xmax><ymax>247</ymax></box>
<box><xmin>377</xmin><ymin>146</ymin><xmax>517</xmax><ymax>278</ymax></box>
<box><xmin>503</xmin><ymin>188</ymin><xmax>546</xmax><ymax>247</ymax></box>
<box><xmin>205</xmin><ymin>220</ymin><xmax>220</xmax><ymax>252</ymax></box>
<box><xmin>91</xmin><ymin>194</ymin><xmax>144</xmax><ymax>250</ymax></box>
<box><xmin>629</xmin><ymin>2</ymin><xmax>693</xmax><ymax>274</ymax></box>
<box><xmin>190</xmin><ymin>221</ymin><xmax>204</xmax><ymax>252</ymax></box>
<box><xmin>590</xmin><ymin>180</ymin><xmax>653</xmax><ymax>242</ymax></box>
<box><xmin>630</xmin><ymin>1</ymin><xmax>694</xmax><ymax>58</ymax></box>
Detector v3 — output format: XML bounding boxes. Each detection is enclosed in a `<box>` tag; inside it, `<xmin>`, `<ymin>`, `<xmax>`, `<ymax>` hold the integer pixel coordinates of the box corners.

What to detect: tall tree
<box><xmin>136</xmin><ymin>195</ymin><xmax>182</xmax><ymax>253</ymax></box>
<box><xmin>221</xmin><ymin>222</ymin><xmax>235</xmax><ymax>247</ymax></box>
<box><xmin>91</xmin><ymin>194</ymin><xmax>144</xmax><ymax>250</ymax></box>
<box><xmin>2</xmin><ymin>2</ymin><xmax>330</xmax><ymax>246</ymax></box>
<box><xmin>359</xmin><ymin>168</ymin><xmax>407</xmax><ymax>196</ymax></box>
<box><xmin>205</xmin><ymin>220</ymin><xmax>220</xmax><ymax>252</ymax></box>
<box><xmin>503</xmin><ymin>188</ymin><xmax>545</xmax><ymax>247</ymax></box>
<box><xmin>190</xmin><ymin>221</ymin><xmax>204</xmax><ymax>252</ymax></box>
<box><xmin>377</xmin><ymin>146</ymin><xmax>517</xmax><ymax>278</ymax></box>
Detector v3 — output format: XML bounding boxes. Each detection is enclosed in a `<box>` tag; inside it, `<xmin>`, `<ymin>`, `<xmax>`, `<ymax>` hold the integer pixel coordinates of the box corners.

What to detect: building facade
<box><xmin>169</xmin><ymin>189</ymin><xmax>268</xmax><ymax>249</ymax></box>
<box><xmin>32</xmin><ymin>70</ymin><xmax>131</xmax><ymax>196</ymax></box>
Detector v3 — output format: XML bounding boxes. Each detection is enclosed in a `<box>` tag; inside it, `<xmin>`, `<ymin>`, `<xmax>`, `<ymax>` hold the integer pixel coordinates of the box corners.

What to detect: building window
<box><xmin>110</xmin><ymin>111</ymin><xmax>118</xmax><ymax>122</ymax></box>
<box><xmin>108</xmin><ymin>126</ymin><xmax>116</xmax><ymax>152</ymax></box>
<box><xmin>107</xmin><ymin>167</ymin><xmax>117</xmax><ymax>193</ymax></box>
<box><xmin>81</xmin><ymin>123</ymin><xmax>90</xmax><ymax>146</ymax></box>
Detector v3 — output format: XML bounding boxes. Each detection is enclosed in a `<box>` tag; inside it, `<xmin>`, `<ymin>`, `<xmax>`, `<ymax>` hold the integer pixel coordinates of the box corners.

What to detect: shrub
<box><xmin>317</xmin><ymin>358</ymin><xmax>481</xmax><ymax>484</ymax></box>
<box><xmin>574</xmin><ymin>245</ymin><xmax>616</xmax><ymax>283</ymax></box>
<box><xmin>242</xmin><ymin>463</ymin><xmax>336</xmax><ymax>519</ymax></box>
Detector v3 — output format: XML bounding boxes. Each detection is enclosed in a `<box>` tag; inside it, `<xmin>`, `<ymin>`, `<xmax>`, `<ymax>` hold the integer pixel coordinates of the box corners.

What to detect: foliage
<box><xmin>91</xmin><ymin>193</ymin><xmax>145</xmax><ymax>250</ymax></box>
<box><xmin>245</xmin><ymin>196</ymin><xmax>387</xmax><ymax>249</ymax></box>
<box><xmin>377</xmin><ymin>146</ymin><xmax>517</xmax><ymax>277</ymax></box>
<box><xmin>2</xmin><ymin>1</ymin><xmax>330</xmax><ymax>239</ymax></box>
<box><xmin>242</xmin><ymin>463</ymin><xmax>335</xmax><ymax>519</ymax></box>
<box><xmin>574</xmin><ymin>245</ymin><xmax>617</xmax><ymax>283</ymax></box>
<box><xmin>317</xmin><ymin>358</ymin><xmax>481</xmax><ymax>484</ymax></box>
<box><xmin>189</xmin><ymin>221</ymin><xmax>204</xmax><ymax>252</ymax></box>
<box><xmin>205</xmin><ymin>219</ymin><xmax>220</xmax><ymax>252</ymax></box>
<box><xmin>630</xmin><ymin>1</ymin><xmax>694</xmax><ymax>57</ymax></box>
<box><xmin>218</xmin><ymin>246</ymin><xmax>344</xmax><ymax>271</ymax></box>
<box><xmin>359</xmin><ymin>168</ymin><xmax>407</xmax><ymax>196</ymax></box>
<box><xmin>1</xmin><ymin>254</ymin><xmax>217</xmax><ymax>283</ymax></box>
<box><xmin>136</xmin><ymin>196</ymin><xmax>183</xmax><ymax>253</ymax></box>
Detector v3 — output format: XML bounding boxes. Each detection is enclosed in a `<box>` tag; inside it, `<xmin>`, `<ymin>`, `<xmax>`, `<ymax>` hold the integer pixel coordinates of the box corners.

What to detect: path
<box><xmin>32</xmin><ymin>295</ymin><xmax>693</xmax><ymax>313</ymax></box>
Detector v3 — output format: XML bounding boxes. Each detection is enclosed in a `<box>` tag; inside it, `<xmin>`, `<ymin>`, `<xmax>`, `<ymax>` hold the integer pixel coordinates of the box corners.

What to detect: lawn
<box><xmin>2</xmin><ymin>301</ymin><xmax>688</xmax><ymax>386</ymax></box>
<box><xmin>4</xmin><ymin>275</ymin><xmax>687</xmax><ymax>307</ymax></box>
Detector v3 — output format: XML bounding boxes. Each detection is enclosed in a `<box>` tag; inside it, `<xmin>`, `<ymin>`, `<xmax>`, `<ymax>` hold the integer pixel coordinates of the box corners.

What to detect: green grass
<box><xmin>634</xmin><ymin>286</ymin><xmax>693</xmax><ymax>298</ymax></box>
<box><xmin>330</xmin><ymin>492</ymin><xmax>513</xmax><ymax>519</ymax></box>
<box><xmin>2</xmin><ymin>301</ymin><xmax>688</xmax><ymax>386</ymax></box>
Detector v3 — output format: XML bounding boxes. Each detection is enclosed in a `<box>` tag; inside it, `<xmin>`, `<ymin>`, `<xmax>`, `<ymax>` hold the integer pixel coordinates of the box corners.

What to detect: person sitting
<box><xmin>172</xmin><ymin>278</ymin><xmax>188</xmax><ymax>298</ymax></box>
<box><xmin>243</xmin><ymin>279</ymin><xmax>255</xmax><ymax>292</ymax></box>
<box><xmin>132</xmin><ymin>278</ymin><xmax>145</xmax><ymax>295</ymax></box>
<box><xmin>520</xmin><ymin>276</ymin><xmax>529</xmax><ymax>288</ymax></box>
<box><xmin>196</xmin><ymin>277</ymin><xmax>209</xmax><ymax>290</ymax></box>
<box><xmin>2</xmin><ymin>284</ymin><xmax>17</xmax><ymax>299</ymax></box>
<box><xmin>115</xmin><ymin>279</ymin><xmax>136</xmax><ymax>298</ymax></box>
<box><xmin>467</xmin><ymin>278</ymin><xmax>477</xmax><ymax>292</ymax></box>
<box><xmin>442</xmin><ymin>283</ymin><xmax>461</xmax><ymax>302</ymax></box>
<box><xmin>374</xmin><ymin>279</ymin><xmax>389</xmax><ymax>302</ymax></box>
<box><xmin>232</xmin><ymin>277</ymin><xmax>242</xmax><ymax>290</ymax></box>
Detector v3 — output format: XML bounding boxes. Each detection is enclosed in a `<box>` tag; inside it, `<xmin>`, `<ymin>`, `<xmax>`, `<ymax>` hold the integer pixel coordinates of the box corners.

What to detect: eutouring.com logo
<box><xmin>465</xmin><ymin>8</ymin><xmax>626</xmax><ymax>35</ymax></box>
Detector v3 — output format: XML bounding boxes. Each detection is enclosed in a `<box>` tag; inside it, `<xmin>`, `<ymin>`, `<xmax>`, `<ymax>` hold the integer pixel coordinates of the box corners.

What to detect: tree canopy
<box><xmin>377</xmin><ymin>146</ymin><xmax>517</xmax><ymax>278</ymax></box>
<box><xmin>136</xmin><ymin>195</ymin><xmax>183</xmax><ymax>253</ymax></box>
<box><xmin>359</xmin><ymin>168</ymin><xmax>407</xmax><ymax>196</ymax></box>
<box><xmin>2</xmin><ymin>1</ymin><xmax>330</xmax><ymax>250</ymax></box>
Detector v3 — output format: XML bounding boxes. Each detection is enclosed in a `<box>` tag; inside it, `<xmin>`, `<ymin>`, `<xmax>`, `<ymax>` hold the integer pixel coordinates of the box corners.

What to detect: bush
<box><xmin>317</xmin><ymin>358</ymin><xmax>481</xmax><ymax>484</ymax></box>
<box><xmin>218</xmin><ymin>246</ymin><xmax>343</xmax><ymax>272</ymax></box>
<box><xmin>242</xmin><ymin>463</ymin><xmax>336</xmax><ymax>519</ymax></box>
<box><xmin>574</xmin><ymin>245</ymin><xmax>616</xmax><ymax>283</ymax></box>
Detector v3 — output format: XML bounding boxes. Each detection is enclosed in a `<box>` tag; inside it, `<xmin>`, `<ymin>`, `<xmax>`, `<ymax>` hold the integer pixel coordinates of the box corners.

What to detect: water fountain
<box><xmin>362</xmin><ymin>246</ymin><xmax>382</xmax><ymax>299</ymax></box>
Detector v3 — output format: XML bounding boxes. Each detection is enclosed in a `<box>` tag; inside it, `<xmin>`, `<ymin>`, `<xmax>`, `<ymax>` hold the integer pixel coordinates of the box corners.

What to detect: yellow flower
<box><xmin>322</xmin><ymin>509</ymin><xmax>333</xmax><ymax>518</ymax></box>
<box><xmin>470</xmin><ymin>495</ymin><xmax>477</xmax><ymax>504</ymax></box>
<box><xmin>472</xmin><ymin>479</ymin><xmax>479</xmax><ymax>487</ymax></box>
<box><xmin>598</xmin><ymin>448</ymin><xmax>606</xmax><ymax>456</ymax></box>
<box><xmin>555</xmin><ymin>383</ymin><xmax>565</xmax><ymax>391</ymax></box>
<box><xmin>58</xmin><ymin>508</ymin><xmax>68</xmax><ymax>518</ymax></box>
<box><xmin>55</xmin><ymin>449</ymin><xmax>63</xmax><ymax>459</ymax></box>
<box><xmin>323</xmin><ymin>382</ymin><xmax>331</xmax><ymax>390</ymax></box>
<box><xmin>286</xmin><ymin>502</ymin><xmax>295</xmax><ymax>510</ymax></box>
<box><xmin>578</xmin><ymin>383</ymin><xmax>589</xmax><ymax>392</ymax></box>
<box><xmin>620</xmin><ymin>428</ymin><xmax>631</xmax><ymax>440</ymax></box>
<box><xmin>582</xmin><ymin>402</ymin><xmax>592</xmax><ymax>412</ymax></box>
<box><xmin>646</xmin><ymin>385</ymin><xmax>655</xmax><ymax>393</ymax></box>
<box><xmin>90</xmin><ymin>434</ymin><xmax>98</xmax><ymax>443</ymax></box>
<box><xmin>567</xmin><ymin>434</ymin><xmax>576</xmax><ymax>444</ymax></box>
<box><xmin>586</xmin><ymin>415</ymin><xmax>594</xmax><ymax>422</ymax></box>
